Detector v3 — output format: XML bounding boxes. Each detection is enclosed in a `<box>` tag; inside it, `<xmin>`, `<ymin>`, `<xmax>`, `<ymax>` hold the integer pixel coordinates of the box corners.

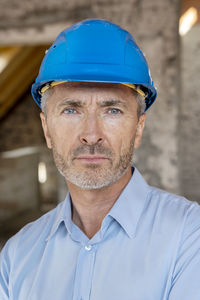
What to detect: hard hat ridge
<box><xmin>31</xmin><ymin>19</ymin><xmax>157</xmax><ymax>111</ymax></box>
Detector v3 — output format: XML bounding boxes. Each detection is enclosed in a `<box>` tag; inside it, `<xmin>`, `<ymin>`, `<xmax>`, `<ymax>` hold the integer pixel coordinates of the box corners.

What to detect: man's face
<box><xmin>40</xmin><ymin>82</ymin><xmax>146</xmax><ymax>189</ymax></box>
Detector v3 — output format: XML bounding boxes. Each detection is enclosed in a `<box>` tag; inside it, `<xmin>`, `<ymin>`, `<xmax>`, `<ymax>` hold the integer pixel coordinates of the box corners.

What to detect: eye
<box><xmin>63</xmin><ymin>108</ymin><xmax>77</xmax><ymax>114</ymax></box>
<box><xmin>108</xmin><ymin>108</ymin><xmax>122</xmax><ymax>115</ymax></box>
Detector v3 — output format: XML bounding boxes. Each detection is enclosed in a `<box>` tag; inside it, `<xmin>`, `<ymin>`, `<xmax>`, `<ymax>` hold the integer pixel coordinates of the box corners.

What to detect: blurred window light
<box><xmin>38</xmin><ymin>162</ymin><xmax>47</xmax><ymax>184</ymax></box>
<box><xmin>1</xmin><ymin>146</ymin><xmax>39</xmax><ymax>158</ymax></box>
<box><xmin>0</xmin><ymin>47</ymin><xmax>21</xmax><ymax>73</ymax></box>
<box><xmin>0</xmin><ymin>57</ymin><xmax>7</xmax><ymax>72</ymax></box>
<box><xmin>179</xmin><ymin>7</ymin><xmax>198</xmax><ymax>36</ymax></box>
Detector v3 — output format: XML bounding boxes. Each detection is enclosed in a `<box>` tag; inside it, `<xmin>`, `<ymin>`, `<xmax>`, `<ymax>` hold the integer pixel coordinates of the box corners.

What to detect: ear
<box><xmin>134</xmin><ymin>113</ymin><xmax>146</xmax><ymax>149</ymax></box>
<box><xmin>40</xmin><ymin>112</ymin><xmax>52</xmax><ymax>149</ymax></box>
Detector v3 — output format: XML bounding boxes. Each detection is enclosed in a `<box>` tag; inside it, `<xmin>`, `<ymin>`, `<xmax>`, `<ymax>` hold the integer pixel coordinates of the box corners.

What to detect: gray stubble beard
<box><xmin>51</xmin><ymin>139</ymin><xmax>135</xmax><ymax>190</ymax></box>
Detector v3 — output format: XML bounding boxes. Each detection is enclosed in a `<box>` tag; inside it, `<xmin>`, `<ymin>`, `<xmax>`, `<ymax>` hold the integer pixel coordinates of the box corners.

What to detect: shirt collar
<box><xmin>46</xmin><ymin>193</ymin><xmax>72</xmax><ymax>241</ymax></box>
<box><xmin>107</xmin><ymin>167</ymin><xmax>150</xmax><ymax>238</ymax></box>
<box><xmin>46</xmin><ymin>167</ymin><xmax>150</xmax><ymax>241</ymax></box>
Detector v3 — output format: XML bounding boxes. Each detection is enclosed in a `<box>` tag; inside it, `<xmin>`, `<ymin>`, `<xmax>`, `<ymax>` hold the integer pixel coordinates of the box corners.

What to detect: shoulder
<box><xmin>17</xmin><ymin>201</ymin><xmax>62</xmax><ymax>241</ymax></box>
<box><xmin>147</xmin><ymin>185</ymin><xmax>200</xmax><ymax>234</ymax></box>
<box><xmin>0</xmin><ymin>200</ymin><xmax>65</xmax><ymax>261</ymax></box>
<box><xmin>148</xmin><ymin>185</ymin><xmax>199</xmax><ymax>213</ymax></box>
<box><xmin>0</xmin><ymin>200</ymin><xmax>67</xmax><ymax>298</ymax></box>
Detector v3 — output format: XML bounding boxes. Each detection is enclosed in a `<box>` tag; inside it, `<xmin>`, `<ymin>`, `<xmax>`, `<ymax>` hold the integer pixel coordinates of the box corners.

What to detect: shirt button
<box><xmin>85</xmin><ymin>245</ymin><xmax>92</xmax><ymax>251</ymax></box>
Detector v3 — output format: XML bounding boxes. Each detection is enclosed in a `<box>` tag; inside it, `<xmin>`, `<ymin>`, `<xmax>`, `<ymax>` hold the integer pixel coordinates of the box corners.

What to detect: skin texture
<box><xmin>40</xmin><ymin>81</ymin><xmax>146</xmax><ymax>238</ymax></box>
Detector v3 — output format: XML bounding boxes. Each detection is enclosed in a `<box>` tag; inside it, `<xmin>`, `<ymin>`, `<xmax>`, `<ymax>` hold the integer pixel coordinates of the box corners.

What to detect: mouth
<box><xmin>75</xmin><ymin>156</ymin><xmax>109</xmax><ymax>164</ymax></box>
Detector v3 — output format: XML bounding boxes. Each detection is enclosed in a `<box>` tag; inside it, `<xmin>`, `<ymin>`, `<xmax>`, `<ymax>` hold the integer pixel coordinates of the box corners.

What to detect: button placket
<box><xmin>73</xmin><ymin>244</ymin><xmax>96</xmax><ymax>300</ymax></box>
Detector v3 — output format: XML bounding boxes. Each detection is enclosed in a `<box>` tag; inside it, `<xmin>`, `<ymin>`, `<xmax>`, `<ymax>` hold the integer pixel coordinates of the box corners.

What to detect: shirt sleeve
<box><xmin>0</xmin><ymin>239</ymin><xmax>15</xmax><ymax>300</ymax></box>
<box><xmin>168</xmin><ymin>202</ymin><xmax>200</xmax><ymax>299</ymax></box>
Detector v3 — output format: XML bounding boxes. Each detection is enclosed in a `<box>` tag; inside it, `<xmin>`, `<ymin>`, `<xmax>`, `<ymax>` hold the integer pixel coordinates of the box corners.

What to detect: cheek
<box><xmin>104</xmin><ymin>118</ymin><xmax>137</xmax><ymax>152</ymax></box>
<box><xmin>48</xmin><ymin>118</ymin><xmax>78</xmax><ymax>152</ymax></box>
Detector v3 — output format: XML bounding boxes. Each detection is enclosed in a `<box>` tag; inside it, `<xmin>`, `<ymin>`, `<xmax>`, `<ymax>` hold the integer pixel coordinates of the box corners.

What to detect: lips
<box><xmin>75</xmin><ymin>156</ymin><xmax>108</xmax><ymax>163</ymax></box>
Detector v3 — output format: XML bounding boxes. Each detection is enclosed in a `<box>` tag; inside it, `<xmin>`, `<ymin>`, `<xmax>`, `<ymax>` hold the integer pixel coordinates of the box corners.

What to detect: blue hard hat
<box><xmin>31</xmin><ymin>19</ymin><xmax>157</xmax><ymax>111</ymax></box>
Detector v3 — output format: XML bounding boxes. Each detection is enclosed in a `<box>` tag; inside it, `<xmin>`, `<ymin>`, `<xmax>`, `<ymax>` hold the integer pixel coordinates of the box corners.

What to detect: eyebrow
<box><xmin>57</xmin><ymin>99</ymin><xmax>83</xmax><ymax>109</ymax></box>
<box><xmin>99</xmin><ymin>99</ymin><xmax>127</xmax><ymax>108</ymax></box>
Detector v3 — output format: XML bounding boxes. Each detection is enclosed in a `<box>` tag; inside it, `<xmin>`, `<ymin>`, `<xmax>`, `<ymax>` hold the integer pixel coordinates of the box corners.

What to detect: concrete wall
<box><xmin>0</xmin><ymin>92</ymin><xmax>44</xmax><ymax>151</ymax></box>
<box><xmin>179</xmin><ymin>23</ymin><xmax>200</xmax><ymax>203</ymax></box>
<box><xmin>0</xmin><ymin>148</ymin><xmax>40</xmax><ymax>222</ymax></box>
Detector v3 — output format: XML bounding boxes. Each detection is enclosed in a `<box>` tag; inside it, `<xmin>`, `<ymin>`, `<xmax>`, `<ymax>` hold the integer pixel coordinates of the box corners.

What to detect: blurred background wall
<box><xmin>0</xmin><ymin>0</ymin><xmax>199</xmax><ymax>247</ymax></box>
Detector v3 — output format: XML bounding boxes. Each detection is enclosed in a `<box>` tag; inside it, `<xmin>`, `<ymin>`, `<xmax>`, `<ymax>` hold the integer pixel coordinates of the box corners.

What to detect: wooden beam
<box><xmin>0</xmin><ymin>46</ymin><xmax>48</xmax><ymax>120</ymax></box>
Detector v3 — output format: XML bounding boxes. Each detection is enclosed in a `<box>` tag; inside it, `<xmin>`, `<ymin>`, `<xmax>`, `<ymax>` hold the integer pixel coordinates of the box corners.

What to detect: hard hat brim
<box><xmin>32</xmin><ymin>65</ymin><xmax>157</xmax><ymax>111</ymax></box>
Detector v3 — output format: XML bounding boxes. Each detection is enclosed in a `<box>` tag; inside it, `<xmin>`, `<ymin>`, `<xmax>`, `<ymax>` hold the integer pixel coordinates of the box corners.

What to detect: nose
<box><xmin>80</xmin><ymin>114</ymin><xmax>104</xmax><ymax>145</ymax></box>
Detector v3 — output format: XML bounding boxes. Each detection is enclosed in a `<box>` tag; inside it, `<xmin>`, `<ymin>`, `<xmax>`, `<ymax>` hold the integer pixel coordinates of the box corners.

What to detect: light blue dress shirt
<box><xmin>1</xmin><ymin>168</ymin><xmax>200</xmax><ymax>300</ymax></box>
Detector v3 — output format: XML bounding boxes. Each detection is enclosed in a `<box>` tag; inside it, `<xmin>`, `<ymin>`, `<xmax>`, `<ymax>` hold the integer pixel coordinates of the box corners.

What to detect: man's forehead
<box><xmin>53</xmin><ymin>81</ymin><xmax>134</xmax><ymax>94</ymax></box>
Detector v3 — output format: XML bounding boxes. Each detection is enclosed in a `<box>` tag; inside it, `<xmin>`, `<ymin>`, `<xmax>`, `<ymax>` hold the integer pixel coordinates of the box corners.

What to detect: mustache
<box><xmin>71</xmin><ymin>144</ymin><xmax>113</xmax><ymax>158</ymax></box>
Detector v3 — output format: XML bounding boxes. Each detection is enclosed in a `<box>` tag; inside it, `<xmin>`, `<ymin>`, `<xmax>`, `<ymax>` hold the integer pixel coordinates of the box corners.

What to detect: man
<box><xmin>1</xmin><ymin>19</ymin><xmax>200</xmax><ymax>300</ymax></box>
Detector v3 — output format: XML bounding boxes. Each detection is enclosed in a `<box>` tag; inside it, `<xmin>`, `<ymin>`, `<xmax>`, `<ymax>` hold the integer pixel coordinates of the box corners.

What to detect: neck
<box><xmin>66</xmin><ymin>167</ymin><xmax>132</xmax><ymax>239</ymax></box>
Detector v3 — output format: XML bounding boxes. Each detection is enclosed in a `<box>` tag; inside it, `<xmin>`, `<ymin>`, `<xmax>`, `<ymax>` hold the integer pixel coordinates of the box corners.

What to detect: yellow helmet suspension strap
<box><xmin>40</xmin><ymin>81</ymin><xmax>146</xmax><ymax>99</ymax></box>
